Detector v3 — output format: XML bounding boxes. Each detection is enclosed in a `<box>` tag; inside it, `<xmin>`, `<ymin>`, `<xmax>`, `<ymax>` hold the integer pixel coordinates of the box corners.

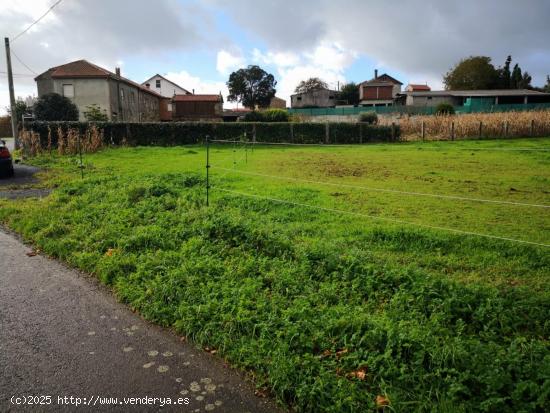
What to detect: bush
<box><xmin>435</xmin><ymin>102</ymin><xmax>455</xmax><ymax>115</ymax></box>
<box><xmin>83</xmin><ymin>104</ymin><xmax>108</xmax><ymax>121</ymax></box>
<box><xmin>243</xmin><ymin>109</ymin><xmax>290</xmax><ymax>122</ymax></box>
<box><xmin>262</xmin><ymin>109</ymin><xmax>290</xmax><ymax>122</ymax></box>
<box><xmin>34</xmin><ymin>93</ymin><xmax>79</xmax><ymax>121</ymax></box>
<box><xmin>243</xmin><ymin>111</ymin><xmax>265</xmax><ymax>122</ymax></box>
<box><xmin>25</xmin><ymin>120</ymin><xmax>399</xmax><ymax>149</ymax></box>
<box><xmin>359</xmin><ymin>111</ymin><xmax>378</xmax><ymax>124</ymax></box>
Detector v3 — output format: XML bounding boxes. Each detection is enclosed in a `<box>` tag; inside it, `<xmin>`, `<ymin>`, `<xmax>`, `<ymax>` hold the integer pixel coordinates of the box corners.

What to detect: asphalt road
<box><xmin>0</xmin><ymin>229</ymin><xmax>282</xmax><ymax>413</ymax></box>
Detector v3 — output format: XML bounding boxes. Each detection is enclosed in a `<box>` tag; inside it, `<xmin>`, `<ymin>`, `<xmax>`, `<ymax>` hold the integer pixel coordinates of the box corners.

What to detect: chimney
<box><xmin>115</xmin><ymin>67</ymin><xmax>121</xmax><ymax>77</ymax></box>
<box><xmin>374</xmin><ymin>69</ymin><xmax>378</xmax><ymax>79</ymax></box>
<box><xmin>192</xmin><ymin>88</ymin><xmax>195</xmax><ymax>95</ymax></box>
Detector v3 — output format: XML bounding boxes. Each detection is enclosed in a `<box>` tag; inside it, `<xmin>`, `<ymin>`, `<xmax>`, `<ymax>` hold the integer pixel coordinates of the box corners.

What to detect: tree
<box><xmin>543</xmin><ymin>76</ymin><xmax>550</xmax><ymax>93</ymax></box>
<box><xmin>499</xmin><ymin>55</ymin><xmax>512</xmax><ymax>88</ymax></box>
<box><xmin>83</xmin><ymin>104</ymin><xmax>108</xmax><ymax>121</ymax></box>
<box><xmin>443</xmin><ymin>56</ymin><xmax>499</xmax><ymax>90</ymax></box>
<box><xmin>227</xmin><ymin>65</ymin><xmax>277</xmax><ymax>109</ymax></box>
<box><xmin>294</xmin><ymin>77</ymin><xmax>328</xmax><ymax>94</ymax></box>
<box><xmin>6</xmin><ymin>100</ymin><xmax>28</xmax><ymax>124</ymax></box>
<box><xmin>338</xmin><ymin>82</ymin><xmax>359</xmax><ymax>105</ymax></box>
<box><xmin>511</xmin><ymin>63</ymin><xmax>522</xmax><ymax>89</ymax></box>
<box><xmin>34</xmin><ymin>93</ymin><xmax>79</xmax><ymax>121</ymax></box>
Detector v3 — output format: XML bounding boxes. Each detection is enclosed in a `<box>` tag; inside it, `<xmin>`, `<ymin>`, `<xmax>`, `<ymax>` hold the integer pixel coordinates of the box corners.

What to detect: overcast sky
<box><xmin>1</xmin><ymin>0</ymin><xmax>549</xmax><ymax>114</ymax></box>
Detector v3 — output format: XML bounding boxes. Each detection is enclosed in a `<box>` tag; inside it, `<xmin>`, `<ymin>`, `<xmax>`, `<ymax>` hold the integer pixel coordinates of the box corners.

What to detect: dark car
<box><xmin>0</xmin><ymin>139</ymin><xmax>14</xmax><ymax>178</ymax></box>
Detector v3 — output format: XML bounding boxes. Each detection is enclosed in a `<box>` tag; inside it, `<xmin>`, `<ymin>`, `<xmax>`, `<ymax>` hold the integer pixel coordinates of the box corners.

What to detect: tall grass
<box><xmin>395</xmin><ymin>110</ymin><xmax>550</xmax><ymax>140</ymax></box>
<box><xmin>19</xmin><ymin>125</ymin><xmax>104</xmax><ymax>157</ymax></box>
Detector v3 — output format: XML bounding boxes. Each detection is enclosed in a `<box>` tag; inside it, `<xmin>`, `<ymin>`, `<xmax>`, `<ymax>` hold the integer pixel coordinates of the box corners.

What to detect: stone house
<box><xmin>358</xmin><ymin>71</ymin><xmax>403</xmax><ymax>106</ymax></box>
<box><xmin>35</xmin><ymin>60</ymin><xmax>164</xmax><ymax>121</ymax></box>
<box><xmin>290</xmin><ymin>88</ymin><xmax>339</xmax><ymax>108</ymax></box>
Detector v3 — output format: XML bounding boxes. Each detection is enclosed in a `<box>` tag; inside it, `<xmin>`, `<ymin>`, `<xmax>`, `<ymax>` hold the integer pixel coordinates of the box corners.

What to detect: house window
<box><xmin>167</xmin><ymin>103</ymin><xmax>173</xmax><ymax>112</ymax></box>
<box><xmin>297</xmin><ymin>96</ymin><xmax>302</xmax><ymax>101</ymax></box>
<box><xmin>329</xmin><ymin>95</ymin><xmax>335</xmax><ymax>99</ymax></box>
<box><xmin>156</xmin><ymin>79</ymin><xmax>161</xmax><ymax>88</ymax></box>
<box><xmin>120</xmin><ymin>89</ymin><xmax>125</xmax><ymax>100</ymax></box>
<box><xmin>62</xmin><ymin>84</ymin><xmax>74</xmax><ymax>98</ymax></box>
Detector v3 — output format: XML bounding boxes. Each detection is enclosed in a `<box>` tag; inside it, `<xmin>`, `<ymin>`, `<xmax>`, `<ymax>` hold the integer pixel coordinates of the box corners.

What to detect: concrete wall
<box><xmin>291</xmin><ymin>89</ymin><xmax>338</xmax><ymax>108</ymax></box>
<box><xmin>405</xmin><ymin>95</ymin><xmax>462</xmax><ymax>107</ymax></box>
<box><xmin>37</xmin><ymin>77</ymin><xmax>111</xmax><ymax>121</ymax></box>
<box><xmin>143</xmin><ymin>75</ymin><xmax>188</xmax><ymax>98</ymax></box>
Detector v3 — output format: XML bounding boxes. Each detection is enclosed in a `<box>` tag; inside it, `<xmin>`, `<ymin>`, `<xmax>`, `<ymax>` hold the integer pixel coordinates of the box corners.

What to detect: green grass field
<box><xmin>1</xmin><ymin>138</ymin><xmax>549</xmax><ymax>412</ymax></box>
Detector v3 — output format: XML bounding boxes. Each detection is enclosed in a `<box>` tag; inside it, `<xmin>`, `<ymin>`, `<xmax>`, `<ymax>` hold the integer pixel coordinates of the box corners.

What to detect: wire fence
<box><xmin>206</xmin><ymin>138</ymin><xmax>549</xmax><ymax>248</ymax></box>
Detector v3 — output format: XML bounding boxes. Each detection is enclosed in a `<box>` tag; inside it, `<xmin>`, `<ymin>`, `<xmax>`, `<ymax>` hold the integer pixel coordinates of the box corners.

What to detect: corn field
<box><xmin>19</xmin><ymin>125</ymin><xmax>104</xmax><ymax>157</ymax></box>
<box><xmin>391</xmin><ymin>110</ymin><xmax>550</xmax><ymax>141</ymax></box>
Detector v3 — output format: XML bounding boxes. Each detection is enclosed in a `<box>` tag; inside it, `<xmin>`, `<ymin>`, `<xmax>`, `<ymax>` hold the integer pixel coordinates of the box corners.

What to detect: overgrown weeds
<box><xmin>0</xmin><ymin>170</ymin><xmax>548</xmax><ymax>412</ymax></box>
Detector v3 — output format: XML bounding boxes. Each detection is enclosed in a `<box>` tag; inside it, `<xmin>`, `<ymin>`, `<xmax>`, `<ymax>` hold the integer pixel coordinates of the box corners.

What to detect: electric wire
<box><xmin>11</xmin><ymin>0</ymin><xmax>63</xmax><ymax>42</ymax></box>
<box><xmin>212</xmin><ymin>167</ymin><xmax>550</xmax><ymax>208</ymax></box>
<box><xmin>213</xmin><ymin>187</ymin><xmax>549</xmax><ymax>248</ymax></box>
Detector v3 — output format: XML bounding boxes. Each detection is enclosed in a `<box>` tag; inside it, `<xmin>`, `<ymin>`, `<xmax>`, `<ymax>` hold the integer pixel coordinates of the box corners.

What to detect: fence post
<box><xmin>530</xmin><ymin>119</ymin><xmax>535</xmax><ymax>137</ymax></box>
<box><xmin>290</xmin><ymin>122</ymin><xmax>294</xmax><ymax>142</ymax></box>
<box><xmin>205</xmin><ymin>135</ymin><xmax>210</xmax><ymax>207</ymax></box>
<box><xmin>504</xmin><ymin>121</ymin><xmax>508</xmax><ymax>137</ymax></box>
<box><xmin>421</xmin><ymin>120</ymin><xmax>425</xmax><ymax>141</ymax></box>
<box><xmin>479</xmin><ymin>121</ymin><xmax>483</xmax><ymax>139</ymax></box>
<box><xmin>77</xmin><ymin>131</ymin><xmax>84</xmax><ymax>179</ymax></box>
<box><xmin>325</xmin><ymin>122</ymin><xmax>329</xmax><ymax>144</ymax></box>
<box><xmin>253</xmin><ymin>123</ymin><xmax>257</xmax><ymax>146</ymax></box>
<box><xmin>359</xmin><ymin>122</ymin><xmax>363</xmax><ymax>144</ymax></box>
<box><xmin>233</xmin><ymin>138</ymin><xmax>236</xmax><ymax>169</ymax></box>
<box><xmin>391</xmin><ymin>122</ymin><xmax>396</xmax><ymax>141</ymax></box>
<box><xmin>450</xmin><ymin>121</ymin><xmax>454</xmax><ymax>141</ymax></box>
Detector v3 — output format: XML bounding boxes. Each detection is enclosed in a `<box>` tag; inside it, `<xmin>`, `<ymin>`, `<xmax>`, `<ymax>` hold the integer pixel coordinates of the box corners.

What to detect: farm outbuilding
<box><xmin>405</xmin><ymin>89</ymin><xmax>550</xmax><ymax>109</ymax></box>
<box><xmin>172</xmin><ymin>94</ymin><xmax>223</xmax><ymax>121</ymax></box>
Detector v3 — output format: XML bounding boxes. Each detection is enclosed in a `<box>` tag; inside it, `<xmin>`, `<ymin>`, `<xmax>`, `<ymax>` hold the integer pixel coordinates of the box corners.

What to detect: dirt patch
<box><xmin>0</xmin><ymin>188</ymin><xmax>51</xmax><ymax>199</ymax></box>
<box><xmin>280</xmin><ymin>156</ymin><xmax>390</xmax><ymax>179</ymax></box>
<box><xmin>0</xmin><ymin>164</ymin><xmax>51</xmax><ymax>199</ymax></box>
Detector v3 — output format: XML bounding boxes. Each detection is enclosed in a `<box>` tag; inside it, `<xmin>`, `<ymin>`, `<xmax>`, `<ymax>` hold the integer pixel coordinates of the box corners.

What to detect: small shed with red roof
<box><xmin>172</xmin><ymin>94</ymin><xmax>223</xmax><ymax>121</ymax></box>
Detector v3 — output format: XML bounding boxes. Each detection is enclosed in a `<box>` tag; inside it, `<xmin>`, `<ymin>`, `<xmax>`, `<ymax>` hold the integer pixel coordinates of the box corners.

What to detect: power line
<box><xmin>10</xmin><ymin>49</ymin><xmax>38</xmax><ymax>75</ymax></box>
<box><xmin>11</xmin><ymin>0</ymin><xmax>63</xmax><ymax>42</ymax></box>
<box><xmin>212</xmin><ymin>167</ymin><xmax>550</xmax><ymax>208</ymax></box>
<box><xmin>0</xmin><ymin>71</ymin><xmax>35</xmax><ymax>77</ymax></box>
<box><xmin>214</xmin><ymin>187</ymin><xmax>549</xmax><ymax>248</ymax></box>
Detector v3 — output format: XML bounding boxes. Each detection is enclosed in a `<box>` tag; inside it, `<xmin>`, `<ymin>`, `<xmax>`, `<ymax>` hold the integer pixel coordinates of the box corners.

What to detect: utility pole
<box><xmin>4</xmin><ymin>37</ymin><xmax>19</xmax><ymax>149</ymax></box>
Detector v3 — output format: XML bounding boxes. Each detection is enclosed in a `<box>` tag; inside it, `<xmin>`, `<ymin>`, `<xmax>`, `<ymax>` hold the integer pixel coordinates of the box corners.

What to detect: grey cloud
<box><xmin>210</xmin><ymin>0</ymin><xmax>550</xmax><ymax>86</ymax></box>
<box><xmin>1</xmin><ymin>0</ymin><xmax>214</xmax><ymax>93</ymax></box>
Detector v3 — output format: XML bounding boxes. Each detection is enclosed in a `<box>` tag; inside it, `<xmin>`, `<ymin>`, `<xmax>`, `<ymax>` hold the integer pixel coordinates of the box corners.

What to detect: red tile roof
<box><xmin>36</xmin><ymin>60</ymin><xmax>163</xmax><ymax>98</ymax></box>
<box><xmin>407</xmin><ymin>84</ymin><xmax>431</xmax><ymax>91</ymax></box>
<box><xmin>173</xmin><ymin>94</ymin><xmax>222</xmax><ymax>102</ymax></box>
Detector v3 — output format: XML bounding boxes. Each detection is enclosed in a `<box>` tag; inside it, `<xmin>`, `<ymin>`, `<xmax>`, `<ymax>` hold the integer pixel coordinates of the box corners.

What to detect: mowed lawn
<box><xmin>1</xmin><ymin>137</ymin><xmax>549</xmax><ymax>412</ymax></box>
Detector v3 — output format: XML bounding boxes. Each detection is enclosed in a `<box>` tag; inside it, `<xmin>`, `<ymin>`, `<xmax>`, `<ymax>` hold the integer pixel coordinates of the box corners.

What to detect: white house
<box><xmin>142</xmin><ymin>74</ymin><xmax>191</xmax><ymax>98</ymax></box>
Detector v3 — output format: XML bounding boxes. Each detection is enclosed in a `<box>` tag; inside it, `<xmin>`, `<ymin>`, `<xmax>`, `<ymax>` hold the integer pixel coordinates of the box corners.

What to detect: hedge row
<box><xmin>25</xmin><ymin>121</ymin><xmax>400</xmax><ymax>147</ymax></box>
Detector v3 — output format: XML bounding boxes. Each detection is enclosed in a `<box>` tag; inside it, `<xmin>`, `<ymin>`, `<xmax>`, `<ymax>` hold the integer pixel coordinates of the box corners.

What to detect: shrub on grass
<box><xmin>435</xmin><ymin>102</ymin><xmax>456</xmax><ymax>115</ymax></box>
<box><xmin>359</xmin><ymin>111</ymin><xmax>378</xmax><ymax>124</ymax></box>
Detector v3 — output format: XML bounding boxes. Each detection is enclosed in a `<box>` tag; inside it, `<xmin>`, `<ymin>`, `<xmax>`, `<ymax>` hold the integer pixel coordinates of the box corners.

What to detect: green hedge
<box><xmin>26</xmin><ymin>121</ymin><xmax>400</xmax><ymax>147</ymax></box>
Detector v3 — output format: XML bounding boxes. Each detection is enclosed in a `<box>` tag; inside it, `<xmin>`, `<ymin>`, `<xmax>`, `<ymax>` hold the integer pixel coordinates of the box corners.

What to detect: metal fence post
<box><xmin>530</xmin><ymin>119</ymin><xmax>535</xmax><ymax>137</ymax></box>
<box><xmin>206</xmin><ymin>135</ymin><xmax>210</xmax><ymax>207</ymax></box>
<box><xmin>450</xmin><ymin>121</ymin><xmax>455</xmax><ymax>141</ymax></box>
<box><xmin>391</xmin><ymin>122</ymin><xmax>396</xmax><ymax>141</ymax></box>
<box><xmin>479</xmin><ymin>121</ymin><xmax>483</xmax><ymax>139</ymax></box>
<box><xmin>325</xmin><ymin>123</ymin><xmax>329</xmax><ymax>144</ymax></box>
